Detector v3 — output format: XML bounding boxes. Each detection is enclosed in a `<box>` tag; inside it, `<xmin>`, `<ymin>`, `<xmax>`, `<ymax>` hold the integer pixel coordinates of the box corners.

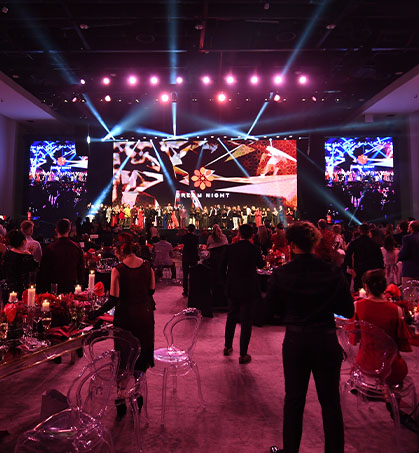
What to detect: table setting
<box><xmin>0</xmin><ymin>280</ymin><xmax>109</xmax><ymax>377</ymax></box>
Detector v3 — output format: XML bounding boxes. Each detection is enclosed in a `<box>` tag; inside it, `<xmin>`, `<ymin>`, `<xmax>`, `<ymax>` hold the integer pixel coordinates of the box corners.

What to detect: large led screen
<box><xmin>112</xmin><ymin>139</ymin><xmax>297</xmax><ymax>213</ymax></box>
<box><xmin>325</xmin><ymin>137</ymin><xmax>396</xmax><ymax>221</ymax></box>
<box><xmin>28</xmin><ymin>140</ymin><xmax>88</xmax><ymax>220</ymax></box>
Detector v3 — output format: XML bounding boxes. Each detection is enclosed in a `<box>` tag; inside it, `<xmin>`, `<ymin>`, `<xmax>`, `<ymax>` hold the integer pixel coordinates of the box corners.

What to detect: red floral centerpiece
<box><xmin>266</xmin><ymin>249</ymin><xmax>286</xmax><ymax>267</ymax></box>
<box><xmin>3</xmin><ymin>301</ymin><xmax>28</xmax><ymax>324</ymax></box>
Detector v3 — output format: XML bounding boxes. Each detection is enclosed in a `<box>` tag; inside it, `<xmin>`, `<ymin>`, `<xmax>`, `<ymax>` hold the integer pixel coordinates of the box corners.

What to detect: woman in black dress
<box><xmin>1</xmin><ymin>230</ymin><xmax>38</xmax><ymax>299</ymax></box>
<box><xmin>92</xmin><ymin>233</ymin><xmax>155</xmax><ymax>372</ymax></box>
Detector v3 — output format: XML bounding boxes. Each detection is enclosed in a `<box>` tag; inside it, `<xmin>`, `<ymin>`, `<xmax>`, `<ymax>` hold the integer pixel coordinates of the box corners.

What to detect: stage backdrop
<box><xmin>112</xmin><ymin>139</ymin><xmax>297</xmax><ymax>211</ymax></box>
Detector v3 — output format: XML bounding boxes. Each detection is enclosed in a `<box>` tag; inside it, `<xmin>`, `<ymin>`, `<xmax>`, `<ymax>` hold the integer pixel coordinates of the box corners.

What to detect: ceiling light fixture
<box><xmin>298</xmin><ymin>75</ymin><xmax>308</xmax><ymax>85</ymax></box>
<box><xmin>150</xmin><ymin>76</ymin><xmax>159</xmax><ymax>85</ymax></box>
<box><xmin>202</xmin><ymin>75</ymin><xmax>211</xmax><ymax>85</ymax></box>
<box><xmin>128</xmin><ymin>75</ymin><xmax>138</xmax><ymax>85</ymax></box>
<box><xmin>273</xmin><ymin>74</ymin><xmax>284</xmax><ymax>85</ymax></box>
<box><xmin>226</xmin><ymin>75</ymin><xmax>236</xmax><ymax>85</ymax></box>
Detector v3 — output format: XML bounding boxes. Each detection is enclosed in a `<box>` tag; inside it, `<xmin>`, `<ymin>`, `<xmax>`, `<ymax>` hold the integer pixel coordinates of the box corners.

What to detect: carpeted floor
<box><xmin>0</xmin><ymin>283</ymin><xmax>418</xmax><ymax>452</ymax></box>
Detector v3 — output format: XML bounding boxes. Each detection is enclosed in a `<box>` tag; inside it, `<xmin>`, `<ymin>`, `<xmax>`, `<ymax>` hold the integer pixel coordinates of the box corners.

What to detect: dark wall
<box><xmin>297</xmin><ymin>134</ymin><xmax>328</xmax><ymax>222</ymax></box>
<box><xmin>86</xmin><ymin>141</ymin><xmax>113</xmax><ymax>207</ymax></box>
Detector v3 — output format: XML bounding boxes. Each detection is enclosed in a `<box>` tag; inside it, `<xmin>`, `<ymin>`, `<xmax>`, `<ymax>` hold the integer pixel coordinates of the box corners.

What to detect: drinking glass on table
<box><xmin>42</xmin><ymin>313</ymin><xmax>52</xmax><ymax>331</ymax></box>
<box><xmin>0</xmin><ymin>322</ymin><xmax>8</xmax><ymax>342</ymax></box>
<box><xmin>50</xmin><ymin>283</ymin><xmax>58</xmax><ymax>295</ymax></box>
<box><xmin>22</xmin><ymin>316</ymin><xmax>32</xmax><ymax>339</ymax></box>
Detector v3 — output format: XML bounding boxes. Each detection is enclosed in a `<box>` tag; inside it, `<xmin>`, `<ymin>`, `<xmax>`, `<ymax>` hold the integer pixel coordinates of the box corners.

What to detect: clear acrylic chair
<box><xmin>83</xmin><ymin>326</ymin><xmax>148</xmax><ymax>451</ymax></box>
<box><xmin>152</xmin><ymin>307</ymin><xmax>204</xmax><ymax>427</ymax></box>
<box><xmin>339</xmin><ymin>320</ymin><xmax>418</xmax><ymax>450</ymax></box>
<box><xmin>15</xmin><ymin>351</ymin><xmax>117</xmax><ymax>452</ymax></box>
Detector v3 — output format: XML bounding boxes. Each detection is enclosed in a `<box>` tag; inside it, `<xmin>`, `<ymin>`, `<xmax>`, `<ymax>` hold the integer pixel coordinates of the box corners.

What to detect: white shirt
<box><xmin>24</xmin><ymin>235</ymin><xmax>42</xmax><ymax>263</ymax></box>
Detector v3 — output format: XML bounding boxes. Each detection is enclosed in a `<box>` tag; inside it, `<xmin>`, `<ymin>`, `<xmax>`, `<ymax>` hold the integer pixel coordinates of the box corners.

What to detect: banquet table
<box><xmin>0</xmin><ymin>327</ymin><xmax>93</xmax><ymax>380</ymax></box>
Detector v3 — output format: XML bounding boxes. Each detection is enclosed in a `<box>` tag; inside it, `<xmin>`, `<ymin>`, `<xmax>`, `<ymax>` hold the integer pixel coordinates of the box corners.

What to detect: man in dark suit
<box><xmin>267</xmin><ymin>221</ymin><xmax>354</xmax><ymax>453</ymax></box>
<box><xmin>344</xmin><ymin>223</ymin><xmax>384</xmax><ymax>291</ymax></box>
<box><xmin>398</xmin><ymin>220</ymin><xmax>419</xmax><ymax>285</ymax></box>
<box><xmin>38</xmin><ymin>218</ymin><xmax>85</xmax><ymax>293</ymax></box>
<box><xmin>181</xmin><ymin>223</ymin><xmax>199</xmax><ymax>296</ymax></box>
<box><xmin>222</xmin><ymin>223</ymin><xmax>264</xmax><ymax>364</ymax></box>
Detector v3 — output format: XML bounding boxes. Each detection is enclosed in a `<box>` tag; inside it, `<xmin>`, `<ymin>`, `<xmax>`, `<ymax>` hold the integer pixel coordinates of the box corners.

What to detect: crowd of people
<box><xmin>101</xmin><ymin>202</ymin><xmax>295</xmax><ymax>230</ymax></box>
<box><xmin>0</xmin><ymin>212</ymin><xmax>418</xmax><ymax>452</ymax></box>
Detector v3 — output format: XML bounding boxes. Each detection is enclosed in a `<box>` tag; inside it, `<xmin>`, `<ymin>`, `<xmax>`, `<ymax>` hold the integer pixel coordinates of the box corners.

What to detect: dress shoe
<box><xmin>136</xmin><ymin>395</ymin><xmax>144</xmax><ymax>413</ymax></box>
<box><xmin>223</xmin><ymin>347</ymin><xmax>233</xmax><ymax>356</ymax></box>
<box><xmin>239</xmin><ymin>354</ymin><xmax>252</xmax><ymax>364</ymax></box>
<box><xmin>115</xmin><ymin>398</ymin><xmax>127</xmax><ymax>420</ymax></box>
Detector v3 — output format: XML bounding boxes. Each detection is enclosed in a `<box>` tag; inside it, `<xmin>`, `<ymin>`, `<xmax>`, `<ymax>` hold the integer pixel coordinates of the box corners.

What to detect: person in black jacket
<box><xmin>267</xmin><ymin>221</ymin><xmax>354</xmax><ymax>453</ymax></box>
<box><xmin>344</xmin><ymin>223</ymin><xmax>384</xmax><ymax>291</ymax></box>
<box><xmin>1</xmin><ymin>229</ymin><xmax>38</xmax><ymax>299</ymax></box>
<box><xmin>38</xmin><ymin>218</ymin><xmax>85</xmax><ymax>293</ymax></box>
<box><xmin>221</xmin><ymin>223</ymin><xmax>264</xmax><ymax>364</ymax></box>
<box><xmin>181</xmin><ymin>224</ymin><xmax>199</xmax><ymax>296</ymax></box>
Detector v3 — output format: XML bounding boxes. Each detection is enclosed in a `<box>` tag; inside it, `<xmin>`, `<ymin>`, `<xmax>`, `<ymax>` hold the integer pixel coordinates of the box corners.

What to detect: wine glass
<box><xmin>50</xmin><ymin>283</ymin><xmax>58</xmax><ymax>295</ymax></box>
<box><xmin>42</xmin><ymin>314</ymin><xmax>52</xmax><ymax>332</ymax></box>
<box><xmin>22</xmin><ymin>316</ymin><xmax>32</xmax><ymax>339</ymax></box>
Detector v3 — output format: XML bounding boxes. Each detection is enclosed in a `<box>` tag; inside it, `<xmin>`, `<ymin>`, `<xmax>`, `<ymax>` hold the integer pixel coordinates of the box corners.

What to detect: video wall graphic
<box><xmin>28</xmin><ymin>141</ymin><xmax>88</xmax><ymax>220</ymax></box>
<box><xmin>325</xmin><ymin>137</ymin><xmax>396</xmax><ymax>221</ymax></box>
<box><xmin>112</xmin><ymin>139</ymin><xmax>297</xmax><ymax>213</ymax></box>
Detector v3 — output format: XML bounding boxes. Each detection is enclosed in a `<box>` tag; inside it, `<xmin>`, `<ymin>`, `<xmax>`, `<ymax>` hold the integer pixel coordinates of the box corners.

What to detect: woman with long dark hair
<box><xmin>1</xmin><ymin>229</ymin><xmax>38</xmax><ymax>299</ymax></box>
<box><xmin>91</xmin><ymin>232</ymin><xmax>155</xmax><ymax>372</ymax></box>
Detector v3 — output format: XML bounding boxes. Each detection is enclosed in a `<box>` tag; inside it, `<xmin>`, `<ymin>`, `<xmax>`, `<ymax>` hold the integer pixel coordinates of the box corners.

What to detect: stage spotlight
<box><xmin>102</xmin><ymin>77</ymin><xmax>111</xmax><ymax>85</ymax></box>
<box><xmin>128</xmin><ymin>75</ymin><xmax>138</xmax><ymax>85</ymax></box>
<box><xmin>250</xmin><ymin>75</ymin><xmax>259</xmax><ymax>85</ymax></box>
<box><xmin>150</xmin><ymin>76</ymin><xmax>159</xmax><ymax>85</ymax></box>
<box><xmin>226</xmin><ymin>75</ymin><xmax>236</xmax><ymax>85</ymax></box>
<box><xmin>298</xmin><ymin>75</ymin><xmax>308</xmax><ymax>85</ymax></box>
<box><xmin>80</xmin><ymin>78</ymin><xmax>86</xmax><ymax>85</ymax></box>
<box><xmin>273</xmin><ymin>94</ymin><xmax>281</xmax><ymax>102</ymax></box>
<box><xmin>176</xmin><ymin>76</ymin><xmax>184</xmax><ymax>84</ymax></box>
<box><xmin>312</xmin><ymin>96</ymin><xmax>317</xmax><ymax>102</ymax></box>
<box><xmin>160</xmin><ymin>93</ymin><xmax>170</xmax><ymax>103</ymax></box>
<box><xmin>202</xmin><ymin>75</ymin><xmax>211</xmax><ymax>85</ymax></box>
<box><xmin>104</xmin><ymin>95</ymin><xmax>111</xmax><ymax>102</ymax></box>
<box><xmin>217</xmin><ymin>92</ymin><xmax>227</xmax><ymax>102</ymax></box>
<box><xmin>72</xmin><ymin>96</ymin><xmax>78</xmax><ymax>103</ymax></box>
<box><xmin>273</xmin><ymin>74</ymin><xmax>284</xmax><ymax>85</ymax></box>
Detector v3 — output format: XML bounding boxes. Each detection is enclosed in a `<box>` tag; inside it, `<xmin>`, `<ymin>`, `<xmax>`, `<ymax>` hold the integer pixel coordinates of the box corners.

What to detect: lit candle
<box><xmin>74</xmin><ymin>284</ymin><xmax>82</xmax><ymax>295</ymax></box>
<box><xmin>9</xmin><ymin>291</ymin><xmax>17</xmax><ymax>302</ymax></box>
<box><xmin>41</xmin><ymin>300</ymin><xmax>50</xmax><ymax>312</ymax></box>
<box><xmin>27</xmin><ymin>286</ymin><xmax>36</xmax><ymax>307</ymax></box>
<box><xmin>88</xmin><ymin>271</ymin><xmax>95</xmax><ymax>291</ymax></box>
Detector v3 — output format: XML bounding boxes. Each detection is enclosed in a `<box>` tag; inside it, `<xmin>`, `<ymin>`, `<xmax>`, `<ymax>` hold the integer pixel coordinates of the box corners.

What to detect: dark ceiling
<box><xmin>1</xmin><ymin>0</ymin><xmax>419</xmax><ymax>138</ymax></box>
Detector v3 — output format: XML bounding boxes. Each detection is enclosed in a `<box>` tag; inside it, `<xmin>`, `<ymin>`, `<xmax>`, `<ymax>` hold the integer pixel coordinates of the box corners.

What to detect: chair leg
<box><xmin>388</xmin><ymin>389</ymin><xmax>402</xmax><ymax>450</ymax></box>
<box><xmin>161</xmin><ymin>368</ymin><xmax>168</xmax><ymax>427</ymax></box>
<box><xmin>172</xmin><ymin>374</ymin><xmax>177</xmax><ymax>393</ymax></box>
<box><xmin>130</xmin><ymin>397</ymin><xmax>143</xmax><ymax>453</ymax></box>
<box><xmin>191</xmin><ymin>361</ymin><xmax>205</xmax><ymax>407</ymax></box>
<box><xmin>142</xmin><ymin>378</ymin><xmax>149</xmax><ymax>422</ymax></box>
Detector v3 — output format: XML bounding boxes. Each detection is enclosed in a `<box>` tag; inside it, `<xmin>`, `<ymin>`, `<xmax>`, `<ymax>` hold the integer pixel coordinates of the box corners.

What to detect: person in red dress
<box><xmin>271</xmin><ymin>223</ymin><xmax>290</xmax><ymax>260</ymax></box>
<box><xmin>352</xmin><ymin>269</ymin><xmax>412</xmax><ymax>385</ymax></box>
<box><xmin>137</xmin><ymin>207</ymin><xmax>144</xmax><ymax>229</ymax></box>
<box><xmin>255</xmin><ymin>208</ymin><xmax>262</xmax><ymax>227</ymax></box>
<box><xmin>171</xmin><ymin>209</ymin><xmax>179</xmax><ymax>229</ymax></box>
<box><xmin>314</xmin><ymin>218</ymin><xmax>335</xmax><ymax>262</ymax></box>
